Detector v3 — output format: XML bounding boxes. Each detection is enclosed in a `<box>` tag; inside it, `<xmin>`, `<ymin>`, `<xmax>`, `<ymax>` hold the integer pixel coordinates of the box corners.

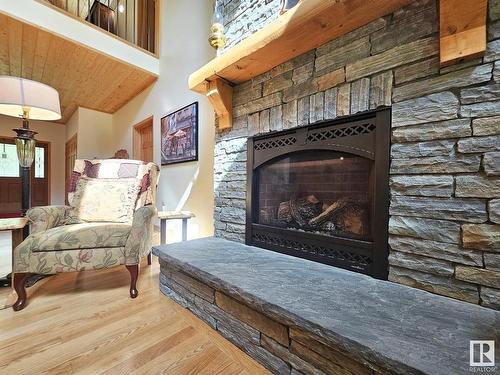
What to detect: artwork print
<box><xmin>161</xmin><ymin>102</ymin><xmax>198</xmax><ymax>165</ymax></box>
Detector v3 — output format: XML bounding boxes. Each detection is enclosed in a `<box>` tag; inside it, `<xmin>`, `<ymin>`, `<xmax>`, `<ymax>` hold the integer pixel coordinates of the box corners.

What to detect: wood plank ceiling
<box><xmin>0</xmin><ymin>13</ymin><xmax>157</xmax><ymax>123</ymax></box>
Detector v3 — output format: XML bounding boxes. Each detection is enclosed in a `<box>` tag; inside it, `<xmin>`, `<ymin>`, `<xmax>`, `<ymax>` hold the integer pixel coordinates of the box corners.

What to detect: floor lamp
<box><xmin>0</xmin><ymin>76</ymin><xmax>61</xmax><ymax>286</ymax></box>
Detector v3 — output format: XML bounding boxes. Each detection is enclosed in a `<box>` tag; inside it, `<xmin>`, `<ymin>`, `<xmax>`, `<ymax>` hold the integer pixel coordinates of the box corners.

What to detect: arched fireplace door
<box><xmin>246</xmin><ymin>109</ymin><xmax>390</xmax><ymax>279</ymax></box>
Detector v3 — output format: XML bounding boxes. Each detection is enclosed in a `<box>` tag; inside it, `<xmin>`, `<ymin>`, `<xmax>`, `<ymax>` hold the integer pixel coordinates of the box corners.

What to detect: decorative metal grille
<box><xmin>307</xmin><ymin>122</ymin><xmax>376</xmax><ymax>143</ymax></box>
<box><xmin>252</xmin><ymin>233</ymin><xmax>371</xmax><ymax>267</ymax></box>
<box><xmin>254</xmin><ymin>136</ymin><xmax>297</xmax><ymax>150</ymax></box>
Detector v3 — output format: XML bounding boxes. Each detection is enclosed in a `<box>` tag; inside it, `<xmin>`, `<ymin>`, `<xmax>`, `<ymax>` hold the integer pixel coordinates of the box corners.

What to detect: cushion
<box><xmin>67</xmin><ymin>177</ymin><xmax>140</xmax><ymax>223</ymax></box>
<box><xmin>67</xmin><ymin>171</ymin><xmax>81</xmax><ymax>194</ymax></box>
<box><xmin>83</xmin><ymin>160</ymin><xmax>101</xmax><ymax>178</ymax></box>
<box><xmin>30</xmin><ymin>222</ymin><xmax>131</xmax><ymax>252</ymax></box>
<box><xmin>118</xmin><ymin>163</ymin><xmax>139</xmax><ymax>178</ymax></box>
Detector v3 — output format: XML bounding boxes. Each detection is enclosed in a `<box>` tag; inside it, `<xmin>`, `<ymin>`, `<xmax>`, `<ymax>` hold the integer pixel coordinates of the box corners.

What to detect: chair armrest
<box><xmin>26</xmin><ymin>205</ymin><xmax>69</xmax><ymax>234</ymax></box>
<box><xmin>125</xmin><ymin>205</ymin><xmax>157</xmax><ymax>265</ymax></box>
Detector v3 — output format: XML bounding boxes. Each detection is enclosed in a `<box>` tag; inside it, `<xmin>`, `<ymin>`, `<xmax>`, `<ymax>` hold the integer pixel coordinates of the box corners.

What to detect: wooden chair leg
<box><xmin>126</xmin><ymin>265</ymin><xmax>139</xmax><ymax>299</ymax></box>
<box><xmin>12</xmin><ymin>273</ymin><xmax>32</xmax><ymax>311</ymax></box>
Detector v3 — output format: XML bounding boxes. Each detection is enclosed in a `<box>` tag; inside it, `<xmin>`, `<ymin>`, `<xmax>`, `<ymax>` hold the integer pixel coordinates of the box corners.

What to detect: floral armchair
<box><xmin>12</xmin><ymin>159</ymin><xmax>159</xmax><ymax>311</ymax></box>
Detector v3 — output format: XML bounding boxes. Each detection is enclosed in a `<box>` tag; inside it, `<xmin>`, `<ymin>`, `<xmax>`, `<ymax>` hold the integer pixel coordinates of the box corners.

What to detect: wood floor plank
<box><xmin>130</xmin><ymin>333</ymin><xmax>215</xmax><ymax>375</ymax></box>
<box><xmin>0</xmin><ymin>283</ymin><xmax>158</xmax><ymax>344</ymax></box>
<box><xmin>0</xmin><ymin>256</ymin><xmax>270</xmax><ymax>375</ymax></box>
<box><xmin>3</xmin><ymin>306</ymin><xmax>163</xmax><ymax>373</ymax></box>
<box><xmin>53</xmin><ymin>315</ymin><xmax>191</xmax><ymax>374</ymax></box>
<box><xmin>101</xmin><ymin>325</ymin><xmax>198</xmax><ymax>374</ymax></box>
<box><xmin>179</xmin><ymin>308</ymin><xmax>270</xmax><ymax>375</ymax></box>
<box><xmin>0</xmin><ymin>301</ymin><xmax>166</xmax><ymax>372</ymax></box>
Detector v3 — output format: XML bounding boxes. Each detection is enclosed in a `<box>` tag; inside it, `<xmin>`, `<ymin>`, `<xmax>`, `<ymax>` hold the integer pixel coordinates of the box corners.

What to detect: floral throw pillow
<box><xmin>67</xmin><ymin>177</ymin><xmax>140</xmax><ymax>224</ymax></box>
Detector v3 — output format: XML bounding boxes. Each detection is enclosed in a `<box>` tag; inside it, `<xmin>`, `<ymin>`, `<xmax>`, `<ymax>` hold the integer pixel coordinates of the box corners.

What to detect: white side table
<box><xmin>0</xmin><ymin>218</ymin><xmax>28</xmax><ymax>283</ymax></box>
<box><xmin>157</xmin><ymin>211</ymin><xmax>195</xmax><ymax>244</ymax></box>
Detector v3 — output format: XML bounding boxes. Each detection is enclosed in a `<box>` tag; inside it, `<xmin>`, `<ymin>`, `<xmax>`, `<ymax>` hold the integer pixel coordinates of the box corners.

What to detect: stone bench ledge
<box><xmin>153</xmin><ymin>237</ymin><xmax>500</xmax><ymax>375</ymax></box>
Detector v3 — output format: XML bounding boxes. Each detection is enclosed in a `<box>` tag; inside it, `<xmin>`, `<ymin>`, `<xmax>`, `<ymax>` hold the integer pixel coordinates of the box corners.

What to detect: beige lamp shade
<box><xmin>0</xmin><ymin>76</ymin><xmax>61</xmax><ymax>121</ymax></box>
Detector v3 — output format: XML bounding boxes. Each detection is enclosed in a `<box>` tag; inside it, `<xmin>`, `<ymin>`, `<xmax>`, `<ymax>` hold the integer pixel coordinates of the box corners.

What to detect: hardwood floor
<box><xmin>0</xmin><ymin>257</ymin><xmax>269</xmax><ymax>375</ymax></box>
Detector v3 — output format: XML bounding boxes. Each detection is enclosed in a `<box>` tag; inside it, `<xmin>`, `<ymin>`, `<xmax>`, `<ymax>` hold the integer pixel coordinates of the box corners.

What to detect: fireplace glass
<box><xmin>255</xmin><ymin>150</ymin><xmax>374</xmax><ymax>241</ymax></box>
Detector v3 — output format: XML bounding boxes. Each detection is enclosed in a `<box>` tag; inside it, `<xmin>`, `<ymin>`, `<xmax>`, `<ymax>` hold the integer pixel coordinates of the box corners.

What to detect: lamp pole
<box><xmin>0</xmin><ymin>111</ymin><xmax>35</xmax><ymax>287</ymax></box>
<box><xmin>13</xmin><ymin>109</ymin><xmax>48</xmax><ymax>287</ymax></box>
<box><xmin>12</xmin><ymin>108</ymin><xmax>37</xmax><ymax>239</ymax></box>
<box><xmin>21</xmin><ymin>165</ymin><xmax>30</xmax><ymax>239</ymax></box>
<box><xmin>20</xmin><ymin>108</ymin><xmax>36</xmax><ymax>238</ymax></box>
<box><xmin>0</xmin><ymin>76</ymin><xmax>61</xmax><ymax>288</ymax></box>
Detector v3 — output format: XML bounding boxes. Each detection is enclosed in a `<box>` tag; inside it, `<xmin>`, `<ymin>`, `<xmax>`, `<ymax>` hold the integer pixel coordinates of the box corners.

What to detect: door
<box><xmin>31</xmin><ymin>142</ymin><xmax>50</xmax><ymax>208</ymax></box>
<box><xmin>133</xmin><ymin>117</ymin><xmax>154</xmax><ymax>163</ymax></box>
<box><xmin>65</xmin><ymin>135</ymin><xmax>77</xmax><ymax>201</ymax></box>
<box><xmin>0</xmin><ymin>137</ymin><xmax>50</xmax><ymax>218</ymax></box>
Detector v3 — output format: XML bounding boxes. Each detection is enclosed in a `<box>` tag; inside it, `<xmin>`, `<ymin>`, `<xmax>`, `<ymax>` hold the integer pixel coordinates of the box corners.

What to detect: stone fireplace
<box><xmin>213</xmin><ymin>0</ymin><xmax>500</xmax><ymax>310</ymax></box>
<box><xmin>246</xmin><ymin>110</ymin><xmax>390</xmax><ymax>278</ymax></box>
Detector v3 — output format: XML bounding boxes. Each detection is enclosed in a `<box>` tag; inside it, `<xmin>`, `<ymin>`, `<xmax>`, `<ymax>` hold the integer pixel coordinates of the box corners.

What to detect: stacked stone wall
<box><xmin>217</xmin><ymin>0</ymin><xmax>281</xmax><ymax>54</ymax></box>
<box><xmin>213</xmin><ymin>0</ymin><xmax>500</xmax><ymax>309</ymax></box>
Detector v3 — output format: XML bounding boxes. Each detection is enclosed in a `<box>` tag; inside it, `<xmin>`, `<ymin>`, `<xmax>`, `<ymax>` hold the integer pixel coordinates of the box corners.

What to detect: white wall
<box><xmin>77</xmin><ymin>108</ymin><xmax>115</xmax><ymax>159</ymax></box>
<box><xmin>0</xmin><ymin>114</ymin><xmax>66</xmax><ymax>205</ymax></box>
<box><xmin>0</xmin><ymin>0</ymin><xmax>159</xmax><ymax>76</ymax></box>
<box><xmin>112</xmin><ymin>0</ymin><xmax>216</xmax><ymax>240</ymax></box>
<box><xmin>65</xmin><ymin>107</ymin><xmax>115</xmax><ymax>160</ymax></box>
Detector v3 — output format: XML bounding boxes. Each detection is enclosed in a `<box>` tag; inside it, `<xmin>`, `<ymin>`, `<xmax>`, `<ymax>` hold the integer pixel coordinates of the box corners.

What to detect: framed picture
<box><xmin>161</xmin><ymin>102</ymin><xmax>199</xmax><ymax>165</ymax></box>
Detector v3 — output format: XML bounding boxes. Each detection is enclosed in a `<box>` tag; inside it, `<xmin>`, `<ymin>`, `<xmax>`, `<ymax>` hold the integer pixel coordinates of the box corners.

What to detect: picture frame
<box><xmin>161</xmin><ymin>102</ymin><xmax>199</xmax><ymax>165</ymax></box>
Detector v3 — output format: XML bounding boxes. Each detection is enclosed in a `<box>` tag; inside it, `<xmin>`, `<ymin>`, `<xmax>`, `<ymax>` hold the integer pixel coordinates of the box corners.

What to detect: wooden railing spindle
<box><xmin>41</xmin><ymin>0</ymin><xmax>154</xmax><ymax>54</ymax></box>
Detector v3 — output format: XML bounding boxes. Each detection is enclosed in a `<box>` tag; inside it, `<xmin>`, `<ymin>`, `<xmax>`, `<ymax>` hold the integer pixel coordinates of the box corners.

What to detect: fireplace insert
<box><xmin>246</xmin><ymin>109</ymin><xmax>390</xmax><ymax>279</ymax></box>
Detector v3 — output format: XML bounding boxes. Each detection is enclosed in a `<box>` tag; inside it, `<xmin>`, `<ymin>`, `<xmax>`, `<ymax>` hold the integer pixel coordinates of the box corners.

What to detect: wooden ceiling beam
<box><xmin>439</xmin><ymin>0</ymin><xmax>487</xmax><ymax>66</ymax></box>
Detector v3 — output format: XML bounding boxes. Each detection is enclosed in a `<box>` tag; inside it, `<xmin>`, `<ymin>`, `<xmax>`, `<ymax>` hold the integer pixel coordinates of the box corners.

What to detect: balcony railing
<box><xmin>44</xmin><ymin>0</ymin><xmax>157</xmax><ymax>54</ymax></box>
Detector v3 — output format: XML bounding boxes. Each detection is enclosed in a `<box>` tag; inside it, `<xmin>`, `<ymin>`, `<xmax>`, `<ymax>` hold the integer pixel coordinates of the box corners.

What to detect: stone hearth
<box><xmin>213</xmin><ymin>0</ymin><xmax>500</xmax><ymax>310</ymax></box>
<box><xmin>153</xmin><ymin>238</ymin><xmax>500</xmax><ymax>375</ymax></box>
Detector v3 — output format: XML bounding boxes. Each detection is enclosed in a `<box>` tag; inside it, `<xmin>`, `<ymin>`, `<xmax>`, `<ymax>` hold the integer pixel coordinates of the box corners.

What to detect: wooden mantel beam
<box><xmin>192</xmin><ymin>0</ymin><xmax>489</xmax><ymax>130</ymax></box>
<box><xmin>190</xmin><ymin>0</ymin><xmax>415</xmax><ymax>93</ymax></box>
<box><xmin>190</xmin><ymin>0</ymin><xmax>416</xmax><ymax>129</ymax></box>
<box><xmin>439</xmin><ymin>0</ymin><xmax>487</xmax><ymax>66</ymax></box>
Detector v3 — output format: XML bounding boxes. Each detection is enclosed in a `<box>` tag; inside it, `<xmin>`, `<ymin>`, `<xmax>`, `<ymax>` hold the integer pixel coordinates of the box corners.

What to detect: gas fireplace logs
<box><xmin>274</xmin><ymin>195</ymin><xmax>368</xmax><ymax>237</ymax></box>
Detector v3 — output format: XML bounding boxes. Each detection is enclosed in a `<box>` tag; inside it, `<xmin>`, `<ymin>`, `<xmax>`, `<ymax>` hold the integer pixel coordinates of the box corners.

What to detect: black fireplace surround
<box><xmin>246</xmin><ymin>109</ymin><xmax>391</xmax><ymax>279</ymax></box>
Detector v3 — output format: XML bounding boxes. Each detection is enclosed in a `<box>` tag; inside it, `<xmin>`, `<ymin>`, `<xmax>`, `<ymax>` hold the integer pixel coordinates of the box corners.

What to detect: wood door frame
<box><xmin>0</xmin><ymin>136</ymin><xmax>51</xmax><ymax>207</ymax></box>
<box><xmin>34</xmin><ymin>141</ymin><xmax>51</xmax><ymax>206</ymax></box>
<box><xmin>133</xmin><ymin>116</ymin><xmax>154</xmax><ymax>161</ymax></box>
<box><xmin>65</xmin><ymin>134</ymin><xmax>78</xmax><ymax>200</ymax></box>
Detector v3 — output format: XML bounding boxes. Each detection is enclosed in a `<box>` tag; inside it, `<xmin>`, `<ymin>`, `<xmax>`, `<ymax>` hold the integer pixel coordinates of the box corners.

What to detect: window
<box><xmin>35</xmin><ymin>146</ymin><xmax>45</xmax><ymax>179</ymax></box>
<box><xmin>0</xmin><ymin>141</ymin><xmax>47</xmax><ymax>178</ymax></box>
<box><xmin>0</xmin><ymin>142</ymin><xmax>20</xmax><ymax>177</ymax></box>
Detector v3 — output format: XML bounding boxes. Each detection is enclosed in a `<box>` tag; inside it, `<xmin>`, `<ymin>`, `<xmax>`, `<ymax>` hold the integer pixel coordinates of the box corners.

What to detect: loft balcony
<box><xmin>42</xmin><ymin>0</ymin><xmax>158</xmax><ymax>55</ymax></box>
<box><xmin>0</xmin><ymin>0</ymin><xmax>159</xmax><ymax>123</ymax></box>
